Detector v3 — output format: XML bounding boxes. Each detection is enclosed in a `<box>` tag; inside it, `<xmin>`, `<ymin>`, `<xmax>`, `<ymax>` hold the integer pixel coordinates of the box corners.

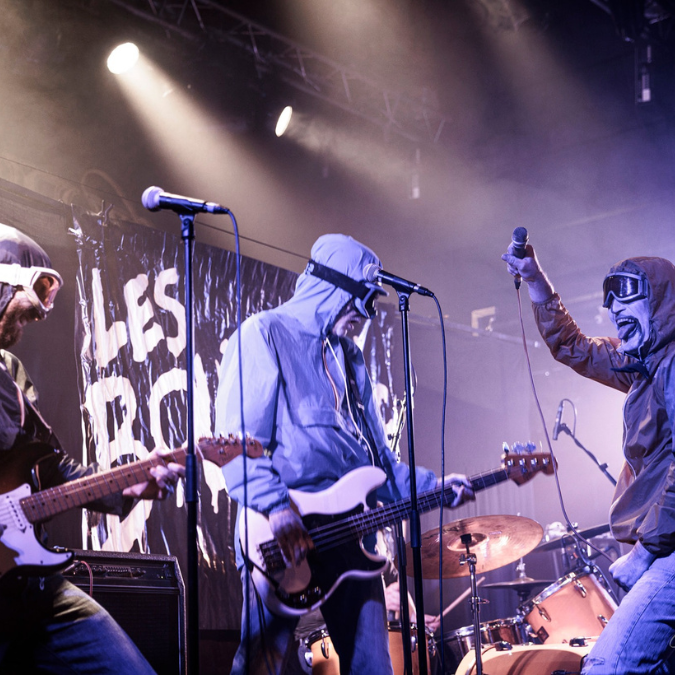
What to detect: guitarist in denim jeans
<box><xmin>0</xmin><ymin>224</ymin><xmax>184</xmax><ymax>674</ymax></box>
<box><xmin>216</xmin><ymin>233</ymin><xmax>473</xmax><ymax>675</ymax></box>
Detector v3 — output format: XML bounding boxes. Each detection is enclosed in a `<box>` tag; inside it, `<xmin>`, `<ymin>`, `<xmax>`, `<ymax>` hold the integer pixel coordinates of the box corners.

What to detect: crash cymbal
<box><xmin>402</xmin><ymin>515</ymin><xmax>543</xmax><ymax>579</ymax></box>
<box><xmin>483</xmin><ymin>576</ymin><xmax>554</xmax><ymax>592</ymax></box>
<box><xmin>536</xmin><ymin>523</ymin><xmax>611</xmax><ymax>552</ymax></box>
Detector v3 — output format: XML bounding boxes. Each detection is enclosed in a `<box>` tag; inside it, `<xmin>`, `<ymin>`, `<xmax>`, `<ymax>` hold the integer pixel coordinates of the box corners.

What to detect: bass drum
<box><xmin>306</xmin><ymin>623</ymin><xmax>434</xmax><ymax>675</ymax></box>
<box><xmin>519</xmin><ymin>570</ymin><xmax>617</xmax><ymax>644</ymax></box>
<box><xmin>454</xmin><ymin>641</ymin><xmax>594</xmax><ymax>675</ymax></box>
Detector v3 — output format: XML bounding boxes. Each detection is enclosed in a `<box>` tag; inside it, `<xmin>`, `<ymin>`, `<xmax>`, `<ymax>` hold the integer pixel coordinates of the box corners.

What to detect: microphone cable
<box><xmin>512</xmin><ymin>283</ymin><xmax>615</xmax><ymax>570</ymax></box>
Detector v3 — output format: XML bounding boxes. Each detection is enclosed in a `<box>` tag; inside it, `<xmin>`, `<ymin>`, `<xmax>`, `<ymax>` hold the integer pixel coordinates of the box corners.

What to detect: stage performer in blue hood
<box><xmin>216</xmin><ymin>233</ymin><xmax>474</xmax><ymax>675</ymax></box>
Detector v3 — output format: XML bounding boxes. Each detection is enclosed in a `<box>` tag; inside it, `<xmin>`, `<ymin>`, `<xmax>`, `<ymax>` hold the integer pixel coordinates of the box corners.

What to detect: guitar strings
<box><xmin>262</xmin><ymin>467</ymin><xmax>511</xmax><ymax>557</ymax></box>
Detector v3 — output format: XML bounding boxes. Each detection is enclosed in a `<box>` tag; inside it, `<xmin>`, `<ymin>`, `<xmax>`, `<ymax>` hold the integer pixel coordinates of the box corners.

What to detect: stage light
<box><xmin>275</xmin><ymin>106</ymin><xmax>293</xmax><ymax>137</ymax></box>
<box><xmin>107</xmin><ymin>43</ymin><xmax>140</xmax><ymax>75</ymax></box>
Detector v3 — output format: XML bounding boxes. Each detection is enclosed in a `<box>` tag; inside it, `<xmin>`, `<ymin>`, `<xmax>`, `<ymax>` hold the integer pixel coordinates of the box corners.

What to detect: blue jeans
<box><xmin>231</xmin><ymin>568</ymin><xmax>394</xmax><ymax>675</ymax></box>
<box><xmin>582</xmin><ymin>550</ymin><xmax>675</xmax><ymax>674</ymax></box>
<box><xmin>0</xmin><ymin>574</ymin><xmax>156</xmax><ymax>674</ymax></box>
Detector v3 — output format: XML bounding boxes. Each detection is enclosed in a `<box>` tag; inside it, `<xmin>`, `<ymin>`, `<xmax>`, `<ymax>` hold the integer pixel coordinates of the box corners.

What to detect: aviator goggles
<box><xmin>602</xmin><ymin>272</ymin><xmax>648</xmax><ymax>309</ymax></box>
<box><xmin>0</xmin><ymin>263</ymin><xmax>63</xmax><ymax>317</ymax></box>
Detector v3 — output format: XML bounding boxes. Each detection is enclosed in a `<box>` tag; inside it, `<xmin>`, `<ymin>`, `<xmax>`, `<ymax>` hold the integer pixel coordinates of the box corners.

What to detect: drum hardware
<box><xmin>536</xmin><ymin>524</ymin><xmax>611</xmax><ymax>552</ymax></box>
<box><xmin>570</xmin><ymin>637</ymin><xmax>590</xmax><ymax>647</ymax></box>
<box><xmin>459</xmin><ymin>532</ymin><xmax>486</xmax><ymax>675</ymax></box>
<box><xmin>483</xmin><ymin>576</ymin><xmax>554</xmax><ymax>605</ymax></box>
<box><xmin>534</xmin><ymin>604</ymin><xmax>551</xmax><ymax>622</ymax></box>
<box><xmin>494</xmin><ymin>641</ymin><xmax>512</xmax><ymax>652</ymax></box>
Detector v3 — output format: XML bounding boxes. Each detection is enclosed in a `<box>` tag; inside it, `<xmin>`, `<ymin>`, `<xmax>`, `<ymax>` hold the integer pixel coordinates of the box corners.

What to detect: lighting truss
<box><xmin>107</xmin><ymin>0</ymin><xmax>449</xmax><ymax>145</ymax></box>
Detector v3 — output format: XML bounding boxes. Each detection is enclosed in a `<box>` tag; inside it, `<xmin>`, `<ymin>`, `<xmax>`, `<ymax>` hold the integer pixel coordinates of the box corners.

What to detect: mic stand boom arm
<box><xmin>557</xmin><ymin>424</ymin><xmax>617</xmax><ymax>487</ymax></box>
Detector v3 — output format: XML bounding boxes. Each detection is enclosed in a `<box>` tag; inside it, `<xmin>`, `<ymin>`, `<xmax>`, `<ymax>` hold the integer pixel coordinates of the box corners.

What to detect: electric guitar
<box><xmin>240</xmin><ymin>446</ymin><xmax>554</xmax><ymax>617</ymax></box>
<box><xmin>0</xmin><ymin>435</ymin><xmax>262</xmax><ymax>585</ymax></box>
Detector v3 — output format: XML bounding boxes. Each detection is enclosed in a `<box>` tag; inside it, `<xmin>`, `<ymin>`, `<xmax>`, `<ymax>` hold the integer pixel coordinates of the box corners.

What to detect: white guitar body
<box><xmin>240</xmin><ymin>466</ymin><xmax>389</xmax><ymax>617</ymax></box>
<box><xmin>238</xmin><ymin>447</ymin><xmax>554</xmax><ymax>617</ymax></box>
<box><xmin>0</xmin><ymin>483</ymin><xmax>72</xmax><ymax>581</ymax></box>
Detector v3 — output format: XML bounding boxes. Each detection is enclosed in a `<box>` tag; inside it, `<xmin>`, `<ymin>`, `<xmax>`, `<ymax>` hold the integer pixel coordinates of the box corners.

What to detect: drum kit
<box><xmin>305</xmin><ymin>514</ymin><xmax>618</xmax><ymax>675</ymax></box>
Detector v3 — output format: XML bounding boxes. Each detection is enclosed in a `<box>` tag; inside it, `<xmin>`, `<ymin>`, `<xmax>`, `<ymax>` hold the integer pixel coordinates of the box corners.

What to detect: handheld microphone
<box><xmin>141</xmin><ymin>186</ymin><xmax>230</xmax><ymax>215</ymax></box>
<box><xmin>363</xmin><ymin>264</ymin><xmax>434</xmax><ymax>297</ymax></box>
<box><xmin>552</xmin><ymin>400</ymin><xmax>564</xmax><ymax>441</ymax></box>
<box><xmin>511</xmin><ymin>227</ymin><xmax>529</xmax><ymax>259</ymax></box>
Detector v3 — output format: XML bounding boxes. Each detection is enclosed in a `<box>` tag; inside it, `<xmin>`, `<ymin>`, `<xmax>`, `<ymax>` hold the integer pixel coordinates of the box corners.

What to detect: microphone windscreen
<box><xmin>512</xmin><ymin>227</ymin><xmax>528</xmax><ymax>245</ymax></box>
<box><xmin>363</xmin><ymin>263</ymin><xmax>381</xmax><ymax>283</ymax></box>
<box><xmin>511</xmin><ymin>227</ymin><xmax>529</xmax><ymax>259</ymax></box>
<box><xmin>141</xmin><ymin>186</ymin><xmax>162</xmax><ymax>211</ymax></box>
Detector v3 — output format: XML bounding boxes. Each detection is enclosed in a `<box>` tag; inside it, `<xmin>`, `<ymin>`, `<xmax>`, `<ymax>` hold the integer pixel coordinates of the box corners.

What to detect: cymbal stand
<box><xmin>460</xmin><ymin>533</ymin><xmax>484</xmax><ymax>675</ymax></box>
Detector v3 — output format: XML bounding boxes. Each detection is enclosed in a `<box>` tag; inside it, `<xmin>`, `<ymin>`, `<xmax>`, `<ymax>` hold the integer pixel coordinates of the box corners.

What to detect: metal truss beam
<box><xmin>106</xmin><ymin>0</ymin><xmax>449</xmax><ymax>146</ymax></box>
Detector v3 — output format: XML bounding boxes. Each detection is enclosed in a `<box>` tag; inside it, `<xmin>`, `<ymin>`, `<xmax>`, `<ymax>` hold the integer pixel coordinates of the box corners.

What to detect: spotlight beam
<box><xmin>106</xmin><ymin>0</ymin><xmax>451</xmax><ymax>146</ymax></box>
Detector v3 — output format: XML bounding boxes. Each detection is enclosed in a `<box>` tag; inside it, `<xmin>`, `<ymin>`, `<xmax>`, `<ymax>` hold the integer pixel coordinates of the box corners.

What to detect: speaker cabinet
<box><xmin>62</xmin><ymin>549</ymin><xmax>185</xmax><ymax>675</ymax></box>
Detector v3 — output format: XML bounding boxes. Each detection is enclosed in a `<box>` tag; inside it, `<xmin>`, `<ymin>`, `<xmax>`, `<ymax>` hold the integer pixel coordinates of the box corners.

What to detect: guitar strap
<box><xmin>339</xmin><ymin>338</ymin><xmax>383</xmax><ymax>472</ymax></box>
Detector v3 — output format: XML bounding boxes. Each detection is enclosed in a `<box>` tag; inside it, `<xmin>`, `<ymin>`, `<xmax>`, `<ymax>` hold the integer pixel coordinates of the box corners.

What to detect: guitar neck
<box><xmin>325</xmin><ymin>466</ymin><xmax>509</xmax><ymax>546</ymax></box>
<box><xmin>20</xmin><ymin>448</ymin><xmax>188</xmax><ymax>525</ymax></box>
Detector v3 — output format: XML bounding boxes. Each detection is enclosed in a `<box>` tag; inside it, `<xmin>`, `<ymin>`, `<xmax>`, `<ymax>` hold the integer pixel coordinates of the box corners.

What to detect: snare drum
<box><xmin>443</xmin><ymin>616</ymin><xmax>529</xmax><ymax>665</ymax></box>
<box><xmin>519</xmin><ymin>570</ymin><xmax>617</xmax><ymax>643</ymax></box>
<box><xmin>305</xmin><ymin>622</ymin><xmax>433</xmax><ymax>674</ymax></box>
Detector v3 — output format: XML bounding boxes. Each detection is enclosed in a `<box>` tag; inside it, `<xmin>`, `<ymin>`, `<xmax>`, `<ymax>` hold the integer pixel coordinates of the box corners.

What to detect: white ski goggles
<box><xmin>0</xmin><ymin>263</ymin><xmax>63</xmax><ymax>316</ymax></box>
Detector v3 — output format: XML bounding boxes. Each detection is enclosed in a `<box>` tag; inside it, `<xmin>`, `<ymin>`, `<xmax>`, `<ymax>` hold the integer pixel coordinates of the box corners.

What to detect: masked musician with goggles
<box><xmin>502</xmin><ymin>243</ymin><xmax>675</xmax><ymax>674</ymax></box>
<box><xmin>0</xmin><ymin>224</ymin><xmax>185</xmax><ymax>674</ymax></box>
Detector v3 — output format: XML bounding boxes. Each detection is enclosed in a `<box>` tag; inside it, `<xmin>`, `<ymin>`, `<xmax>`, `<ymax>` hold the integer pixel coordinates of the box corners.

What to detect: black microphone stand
<box><xmin>179</xmin><ymin>212</ymin><xmax>200</xmax><ymax>675</ymax></box>
<box><xmin>556</xmin><ymin>424</ymin><xmax>617</xmax><ymax>486</ymax></box>
<box><xmin>395</xmin><ymin>289</ymin><xmax>429</xmax><ymax>675</ymax></box>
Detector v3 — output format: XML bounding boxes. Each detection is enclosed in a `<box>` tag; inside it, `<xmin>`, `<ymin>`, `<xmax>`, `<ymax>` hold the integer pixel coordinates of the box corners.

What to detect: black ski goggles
<box><xmin>602</xmin><ymin>272</ymin><xmax>648</xmax><ymax>308</ymax></box>
<box><xmin>305</xmin><ymin>259</ymin><xmax>386</xmax><ymax>319</ymax></box>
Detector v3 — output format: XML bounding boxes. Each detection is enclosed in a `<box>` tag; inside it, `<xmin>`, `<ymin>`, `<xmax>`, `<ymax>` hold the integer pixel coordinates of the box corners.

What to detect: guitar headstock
<box><xmin>198</xmin><ymin>435</ymin><xmax>264</xmax><ymax>468</ymax></box>
<box><xmin>501</xmin><ymin>441</ymin><xmax>555</xmax><ymax>486</ymax></box>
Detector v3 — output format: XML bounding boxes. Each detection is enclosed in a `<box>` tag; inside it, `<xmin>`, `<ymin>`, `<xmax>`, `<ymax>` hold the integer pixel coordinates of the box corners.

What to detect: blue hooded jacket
<box><xmin>215</xmin><ymin>234</ymin><xmax>437</xmax><ymax>522</ymax></box>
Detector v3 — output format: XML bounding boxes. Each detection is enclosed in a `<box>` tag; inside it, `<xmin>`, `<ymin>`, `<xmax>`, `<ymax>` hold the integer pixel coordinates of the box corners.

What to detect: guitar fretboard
<box><xmin>20</xmin><ymin>448</ymin><xmax>186</xmax><ymax>524</ymax></box>
<box><xmin>338</xmin><ymin>466</ymin><xmax>510</xmax><ymax>546</ymax></box>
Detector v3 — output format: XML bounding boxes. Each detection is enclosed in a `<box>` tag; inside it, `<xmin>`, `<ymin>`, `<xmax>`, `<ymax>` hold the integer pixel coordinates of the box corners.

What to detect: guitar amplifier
<box><xmin>62</xmin><ymin>549</ymin><xmax>186</xmax><ymax>675</ymax></box>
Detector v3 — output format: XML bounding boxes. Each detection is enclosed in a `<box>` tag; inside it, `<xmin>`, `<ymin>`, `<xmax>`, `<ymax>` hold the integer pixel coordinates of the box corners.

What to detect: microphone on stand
<box><xmin>141</xmin><ymin>186</ymin><xmax>230</xmax><ymax>215</ymax></box>
<box><xmin>552</xmin><ymin>400</ymin><xmax>565</xmax><ymax>441</ymax></box>
<box><xmin>363</xmin><ymin>264</ymin><xmax>434</xmax><ymax>297</ymax></box>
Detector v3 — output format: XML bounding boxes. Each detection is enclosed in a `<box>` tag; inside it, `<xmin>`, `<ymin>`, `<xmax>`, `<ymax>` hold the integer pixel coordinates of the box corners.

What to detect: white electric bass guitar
<box><xmin>241</xmin><ymin>447</ymin><xmax>554</xmax><ymax>617</ymax></box>
<box><xmin>0</xmin><ymin>436</ymin><xmax>262</xmax><ymax>585</ymax></box>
